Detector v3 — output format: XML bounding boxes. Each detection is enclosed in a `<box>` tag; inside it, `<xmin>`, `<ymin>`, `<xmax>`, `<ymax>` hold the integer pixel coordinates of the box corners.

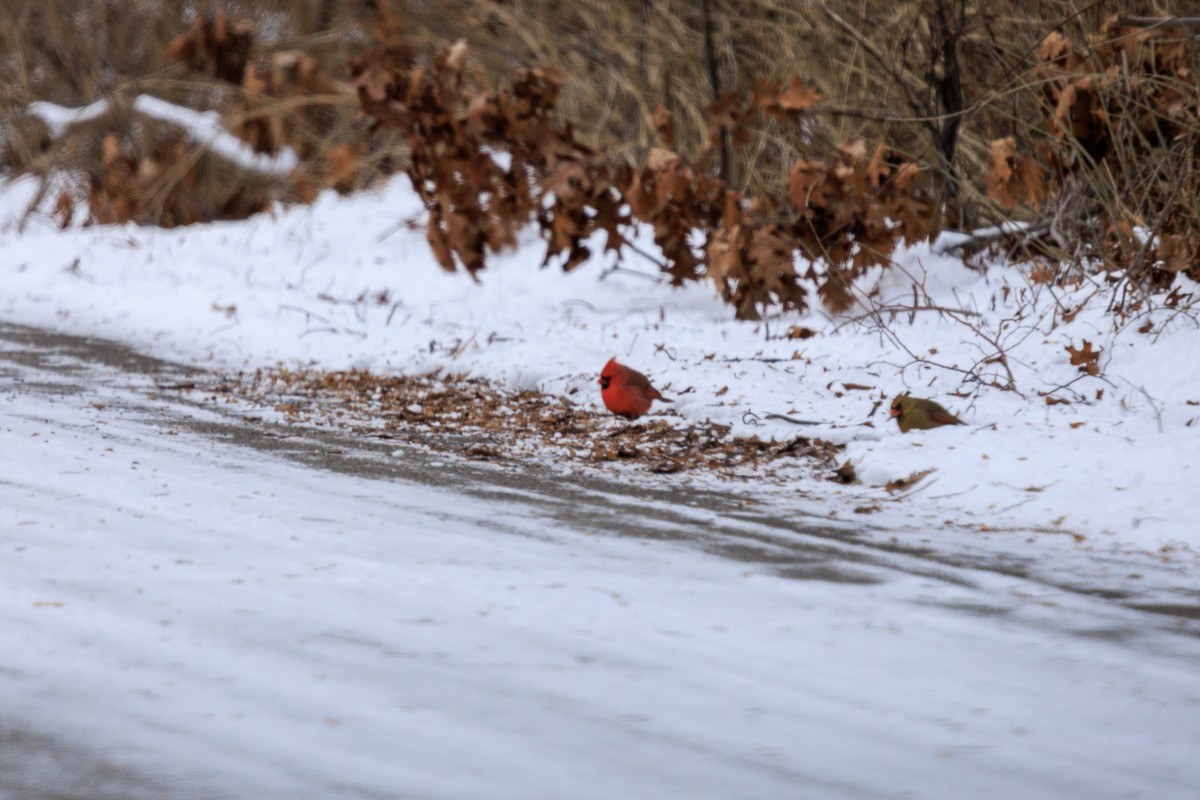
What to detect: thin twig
<box><xmin>1115</xmin><ymin>15</ymin><xmax>1200</xmax><ymax>29</ymax></box>
<box><xmin>279</xmin><ymin>304</ymin><xmax>332</xmax><ymax>325</ymax></box>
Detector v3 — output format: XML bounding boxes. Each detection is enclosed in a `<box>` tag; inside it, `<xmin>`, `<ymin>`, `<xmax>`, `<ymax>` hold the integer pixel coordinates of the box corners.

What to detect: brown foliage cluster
<box><xmin>988</xmin><ymin>16</ymin><xmax>1200</xmax><ymax>284</ymax></box>
<box><xmin>80</xmin><ymin>10</ymin><xmax>369</xmax><ymax>228</ymax></box>
<box><xmin>16</xmin><ymin>1</ymin><xmax>1200</xmax><ymax>318</ymax></box>
<box><xmin>985</xmin><ymin>137</ymin><xmax>1048</xmax><ymax>211</ymax></box>
<box><xmin>347</xmin><ymin>6</ymin><xmax>934</xmax><ymax>318</ymax></box>
<box><xmin>162</xmin><ymin>13</ymin><xmax>256</xmax><ymax>85</ymax></box>
<box><xmin>26</xmin><ymin>4</ymin><xmax>939</xmax><ymax>317</ymax></box>
<box><xmin>86</xmin><ymin>131</ymin><xmax>269</xmax><ymax>227</ymax></box>
<box><xmin>165</xmin><ymin>13</ymin><xmax>369</xmax><ymax>200</ymax></box>
<box><xmin>350</xmin><ymin>23</ymin><xmax>580</xmax><ymax>275</ymax></box>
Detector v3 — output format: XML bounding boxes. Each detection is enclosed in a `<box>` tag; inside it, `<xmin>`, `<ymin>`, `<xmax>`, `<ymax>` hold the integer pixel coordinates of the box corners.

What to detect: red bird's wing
<box><xmin>621</xmin><ymin>367</ymin><xmax>652</xmax><ymax>394</ymax></box>
<box><xmin>620</xmin><ymin>366</ymin><xmax>668</xmax><ymax>401</ymax></box>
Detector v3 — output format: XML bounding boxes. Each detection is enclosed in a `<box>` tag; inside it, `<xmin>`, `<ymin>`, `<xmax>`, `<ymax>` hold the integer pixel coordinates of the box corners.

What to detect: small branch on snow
<box><xmin>763</xmin><ymin>413</ymin><xmax>826</xmax><ymax>426</ymax></box>
<box><xmin>299</xmin><ymin>326</ymin><xmax>368</xmax><ymax>340</ymax></box>
<box><xmin>386</xmin><ymin>303</ymin><xmax>408</xmax><ymax>327</ymax></box>
<box><xmin>279</xmin><ymin>304</ymin><xmax>332</xmax><ymax>325</ymax></box>
<box><xmin>599</xmin><ymin>255</ymin><xmax>668</xmax><ymax>283</ymax></box>
<box><xmin>995</xmin><ymin>496</ymin><xmax>1037</xmax><ymax>515</ymax></box>
<box><xmin>62</xmin><ymin>257</ymin><xmax>95</xmax><ymax>283</ymax></box>
<box><xmin>592</xmin><ymin>233</ymin><xmax>671</xmax><ymax>282</ymax></box>
<box><xmin>833</xmin><ymin>304</ymin><xmax>981</xmax><ymax>331</ymax></box>
<box><xmin>852</xmin><ymin>279</ymin><xmax>1030</xmax><ymax>396</ymax></box>
<box><xmin>885</xmin><ymin>475</ymin><xmax>941</xmax><ymax>500</ymax></box>
<box><xmin>623</xmin><ymin>240</ymin><xmax>669</xmax><ymax>271</ymax></box>
<box><xmin>928</xmin><ymin>484</ymin><xmax>980</xmax><ymax>500</ymax></box>
<box><xmin>744</xmin><ymin>410</ymin><xmax>827</xmax><ymax>426</ymax></box>
<box><xmin>1038</xmin><ymin>372</ymin><xmax>1115</xmax><ymax>404</ymax></box>
<box><xmin>716</xmin><ymin>356</ymin><xmax>793</xmax><ymax>364</ymax></box>
<box><xmin>375</xmin><ymin>216</ymin><xmax>424</xmax><ymax>243</ymax></box>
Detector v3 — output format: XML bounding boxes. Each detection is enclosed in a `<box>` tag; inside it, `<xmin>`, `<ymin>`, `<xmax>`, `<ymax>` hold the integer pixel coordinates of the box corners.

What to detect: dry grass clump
<box><xmin>0</xmin><ymin>0</ymin><xmax>396</xmax><ymax>227</ymax></box>
<box><xmin>0</xmin><ymin>1</ymin><xmax>1085</xmax><ymax>216</ymax></box>
<box><xmin>391</xmin><ymin>3</ymin><xmax>1177</xmax><ymax>202</ymax></box>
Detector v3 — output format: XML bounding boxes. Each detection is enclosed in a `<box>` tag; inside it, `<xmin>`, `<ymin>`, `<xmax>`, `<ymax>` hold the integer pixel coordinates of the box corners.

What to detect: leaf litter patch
<box><xmin>206</xmin><ymin>367</ymin><xmax>844</xmax><ymax>480</ymax></box>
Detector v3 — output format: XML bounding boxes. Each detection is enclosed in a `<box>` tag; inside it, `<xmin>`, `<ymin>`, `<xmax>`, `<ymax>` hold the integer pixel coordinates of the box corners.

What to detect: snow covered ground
<box><xmin>1</xmin><ymin>174</ymin><xmax>1198</xmax><ymax>562</ymax></box>
<box><xmin>1</xmin><ymin>321</ymin><xmax>1198</xmax><ymax>799</ymax></box>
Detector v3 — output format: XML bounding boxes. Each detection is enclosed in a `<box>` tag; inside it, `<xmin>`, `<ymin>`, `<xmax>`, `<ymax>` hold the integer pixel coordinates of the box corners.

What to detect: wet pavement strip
<box><xmin>2</xmin><ymin>319</ymin><xmax>1200</xmax><ymax>799</ymax></box>
<box><xmin>2</xmin><ymin>319</ymin><xmax>1198</xmax><ymax>635</ymax></box>
<box><xmin>0</xmin><ymin>725</ymin><xmax>168</xmax><ymax>800</ymax></box>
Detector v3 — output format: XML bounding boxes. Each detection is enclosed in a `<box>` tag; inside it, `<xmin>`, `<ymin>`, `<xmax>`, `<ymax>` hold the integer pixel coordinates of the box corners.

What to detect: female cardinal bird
<box><xmin>598</xmin><ymin>357</ymin><xmax>672</xmax><ymax>420</ymax></box>
<box><xmin>890</xmin><ymin>394</ymin><xmax>964</xmax><ymax>432</ymax></box>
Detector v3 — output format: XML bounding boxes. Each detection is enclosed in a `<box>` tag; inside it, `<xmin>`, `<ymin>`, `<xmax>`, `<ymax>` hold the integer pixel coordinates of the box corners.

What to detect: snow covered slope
<box><xmin>1</xmin><ymin>175</ymin><xmax>1198</xmax><ymax>557</ymax></box>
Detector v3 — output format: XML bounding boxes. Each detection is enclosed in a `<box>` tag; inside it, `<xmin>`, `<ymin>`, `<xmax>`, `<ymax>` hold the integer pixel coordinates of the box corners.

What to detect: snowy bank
<box><xmin>1</xmin><ymin>175</ymin><xmax>1197</xmax><ymax>558</ymax></box>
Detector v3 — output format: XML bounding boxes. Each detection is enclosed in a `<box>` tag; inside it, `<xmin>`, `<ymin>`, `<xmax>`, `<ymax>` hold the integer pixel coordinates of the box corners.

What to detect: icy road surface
<box><xmin>1</xmin><ymin>320</ymin><xmax>1198</xmax><ymax>800</ymax></box>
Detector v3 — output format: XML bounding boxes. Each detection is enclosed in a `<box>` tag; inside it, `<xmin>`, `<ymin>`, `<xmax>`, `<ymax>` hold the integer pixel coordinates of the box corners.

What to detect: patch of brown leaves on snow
<box><xmin>213</xmin><ymin>367</ymin><xmax>843</xmax><ymax>480</ymax></box>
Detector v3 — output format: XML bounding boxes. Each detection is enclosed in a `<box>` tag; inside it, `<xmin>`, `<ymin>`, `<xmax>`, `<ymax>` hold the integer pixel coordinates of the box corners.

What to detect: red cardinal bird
<box><xmin>598</xmin><ymin>357</ymin><xmax>672</xmax><ymax>420</ymax></box>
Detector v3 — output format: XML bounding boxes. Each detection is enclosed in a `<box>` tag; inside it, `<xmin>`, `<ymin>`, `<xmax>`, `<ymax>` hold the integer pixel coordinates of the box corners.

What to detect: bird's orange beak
<box><xmin>889</xmin><ymin>406</ymin><xmax>901</xmax><ymax>418</ymax></box>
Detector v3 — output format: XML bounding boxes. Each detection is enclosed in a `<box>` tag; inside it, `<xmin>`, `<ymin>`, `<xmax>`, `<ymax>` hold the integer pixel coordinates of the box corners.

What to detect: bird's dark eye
<box><xmin>600</xmin><ymin>376</ymin><xmax>610</xmax><ymax>389</ymax></box>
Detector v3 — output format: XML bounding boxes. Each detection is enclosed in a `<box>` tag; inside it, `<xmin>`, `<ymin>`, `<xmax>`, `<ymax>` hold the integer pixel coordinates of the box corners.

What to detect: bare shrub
<box><xmin>4</xmin><ymin>0</ymin><xmax>1200</xmax><ymax>320</ymax></box>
